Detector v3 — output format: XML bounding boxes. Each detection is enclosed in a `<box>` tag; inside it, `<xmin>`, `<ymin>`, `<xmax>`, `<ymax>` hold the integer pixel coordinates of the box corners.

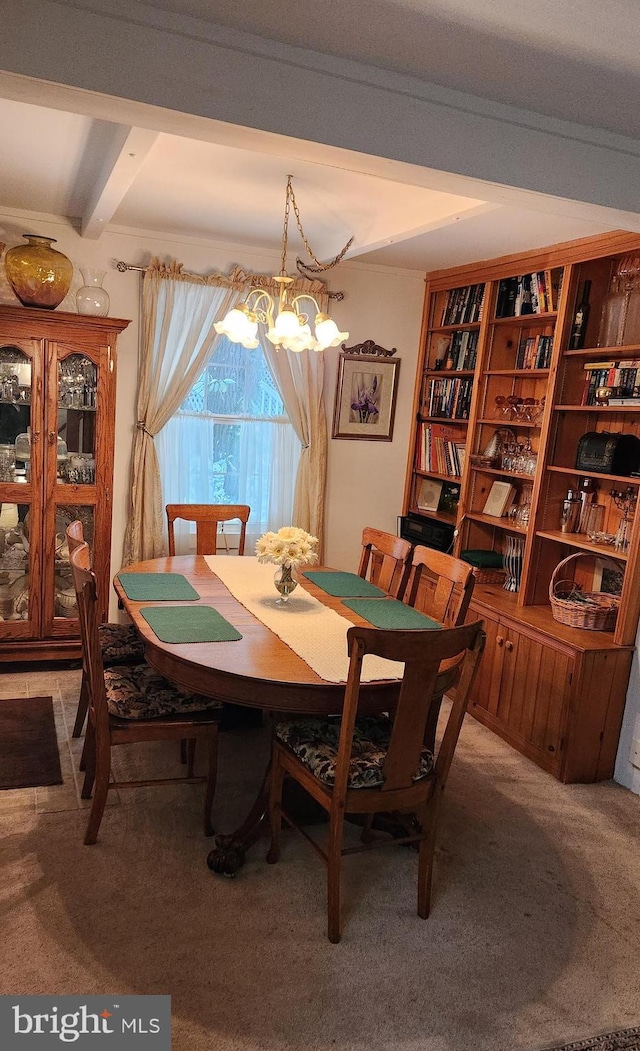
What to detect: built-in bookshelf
<box><xmin>402</xmin><ymin>231</ymin><xmax>640</xmax><ymax>784</ymax></box>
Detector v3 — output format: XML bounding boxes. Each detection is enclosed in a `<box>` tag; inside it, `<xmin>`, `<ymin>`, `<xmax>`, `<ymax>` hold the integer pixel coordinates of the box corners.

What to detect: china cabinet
<box><xmin>403</xmin><ymin>231</ymin><xmax>640</xmax><ymax>782</ymax></box>
<box><xmin>0</xmin><ymin>306</ymin><xmax>129</xmax><ymax>661</ymax></box>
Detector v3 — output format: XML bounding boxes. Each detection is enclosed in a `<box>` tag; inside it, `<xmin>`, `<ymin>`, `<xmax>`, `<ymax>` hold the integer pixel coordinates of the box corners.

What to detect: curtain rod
<box><xmin>115</xmin><ymin>261</ymin><xmax>344</xmax><ymax>300</ymax></box>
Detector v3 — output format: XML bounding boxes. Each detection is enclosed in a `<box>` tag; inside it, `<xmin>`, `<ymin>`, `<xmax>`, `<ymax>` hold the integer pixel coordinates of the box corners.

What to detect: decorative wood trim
<box><xmin>425</xmin><ymin>230</ymin><xmax>640</xmax><ymax>290</ymax></box>
<box><xmin>339</xmin><ymin>339</ymin><xmax>397</xmax><ymax>357</ymax></box>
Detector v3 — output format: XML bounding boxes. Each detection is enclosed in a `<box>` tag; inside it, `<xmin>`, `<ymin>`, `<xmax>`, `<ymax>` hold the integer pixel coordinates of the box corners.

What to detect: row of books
<box><xmin>440</xmin><ymin>283</ymin><xmax>485</xmax><ymax>326</ymax></box>
<box><xmin>416</xmin><ymin>422</ymin><xmax>467</xmax><ymax>477</ymax></box>
<box><xmin>433</xmin><ymin>329</ymin><xmax>479</xmax><ymax>371</ymax></box>
<box><xmin>582</xmin><ymin>359</ymin><xmax>640</xmax><ymax>405</ymax></box>
<box><xmin>515</xmin><ymin>333</ymin><xmax>553</xmax><ymax>369</ymax></box>
<box><xmin>421</xmin><ymin>376</ymin><xmax>474</xmax><ymax>419</ymax></box>
<box><xmin>496</xmin><ymin>271</ymin><xmax>558</xmax><ymax>318</ymax></box>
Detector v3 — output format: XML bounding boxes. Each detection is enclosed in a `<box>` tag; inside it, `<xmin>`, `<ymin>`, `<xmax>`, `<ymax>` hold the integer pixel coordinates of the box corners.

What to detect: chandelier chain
<box><xmin>213</xmin><ymin>174</ymin><xmax>349</xmax><ymax>351</ymax></box>
<box><xmin>283</xmin><ymin>175</ymin><xmax>354</xmax><ymax>277</ymax></box>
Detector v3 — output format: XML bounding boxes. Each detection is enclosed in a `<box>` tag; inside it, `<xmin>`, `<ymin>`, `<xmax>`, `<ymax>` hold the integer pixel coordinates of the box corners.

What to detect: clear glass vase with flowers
<box><xmin>255</xmin><ymin>526</ymin><xmax>319</xmax><ymax>603</ymax></box>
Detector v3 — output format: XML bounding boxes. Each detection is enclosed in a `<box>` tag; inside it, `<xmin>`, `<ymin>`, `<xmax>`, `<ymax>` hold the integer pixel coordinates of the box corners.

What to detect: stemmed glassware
<box><xmin>58</xmin><ymin>358</ymin><xmax>97</xmax><ymax>409</ymax></box>
<box><xmin>493</xmin><ymin>394</ymin><xmax>543</xmax><ymax>425</ymax></box>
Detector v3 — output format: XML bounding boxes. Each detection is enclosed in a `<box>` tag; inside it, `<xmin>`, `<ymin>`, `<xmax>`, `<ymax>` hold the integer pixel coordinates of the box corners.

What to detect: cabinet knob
<box><xmin>47</xmin><ymin>431</ymin><xmax>56</xmax><ymax>445</ymax></box>
<box><xmin>497</xmin><ymin>635</ymin><xmax>504</xmax><ymax>646</ymax></box>
<box><xmin>505</xmin><ymin>640</ymin><xmax>514</xmax><ymax>652</ymax></box>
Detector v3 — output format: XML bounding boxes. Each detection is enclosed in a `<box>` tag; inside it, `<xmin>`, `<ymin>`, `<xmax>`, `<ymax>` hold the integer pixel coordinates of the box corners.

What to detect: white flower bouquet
<box><xmin>255</xmin><ymin>526</ymin><xmax>319</xmax><ymax>568</ymax></box>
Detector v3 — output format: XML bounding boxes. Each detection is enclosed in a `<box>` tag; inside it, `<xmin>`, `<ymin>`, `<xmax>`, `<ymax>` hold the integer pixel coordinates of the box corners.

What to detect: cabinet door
<box><xmin>468</xmin><ymin>603</ymin><xmax>573</xmax><ymax>773</ymax></box>
<box><xmin>468</xmin><ymin>606</ymin><xmax>501</xmax><ymax>715</ymax></box>
<box><xmin>0</xmin><ymin>336</ymin><xmax>45</xmax><ymax>641</ymax></box>
<box><xmin>42</xmin><ymin>338</ymin><xmax>115</xmax><ymax>638</ymax></box>
<box><xmin>494</xmin><ymin>624</ymin><xmax>573</xmax><ymax>769</ymax></box>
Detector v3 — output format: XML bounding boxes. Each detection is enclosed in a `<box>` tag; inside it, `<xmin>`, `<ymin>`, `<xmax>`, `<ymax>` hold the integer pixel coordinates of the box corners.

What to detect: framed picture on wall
<box><xmin>332</xmin><ymin>341</ymin><xmax>400</xmax><ymax>441</ymax></box>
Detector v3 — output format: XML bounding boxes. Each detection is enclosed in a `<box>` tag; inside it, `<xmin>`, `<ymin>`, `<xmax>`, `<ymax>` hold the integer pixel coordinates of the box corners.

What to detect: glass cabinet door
<box><xmin>57</xmin><ymin>352</ymin><xmax>98</xmax><ymax>486</ymax></box>
<box><xmin>0</xmin><ymin>341</ymin><xmax>43</xmax><ymax>639</ymax></box>
<box><xmin>43</xmin><ymin>343</ymin><xmax>109</xmax><ymax>637</ymax></box>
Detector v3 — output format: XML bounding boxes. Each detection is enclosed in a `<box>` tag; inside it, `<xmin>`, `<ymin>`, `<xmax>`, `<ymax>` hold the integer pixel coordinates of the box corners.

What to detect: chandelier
<box><xmin>214</xmin><ymin>175</ymin><xmax>353</xmax><ymax>353</ymax></box>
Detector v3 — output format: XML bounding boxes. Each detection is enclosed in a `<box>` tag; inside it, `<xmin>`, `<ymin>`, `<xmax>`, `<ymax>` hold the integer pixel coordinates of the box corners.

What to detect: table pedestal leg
<box><xmin>206</xmin><ymin>762</ymin><xmax>329</xmax><ymax>876</ymax></box>
<box><xmin>207</xmin><ymin>764</ymin><xmax>271</xmax><ymax>876</ymax></box>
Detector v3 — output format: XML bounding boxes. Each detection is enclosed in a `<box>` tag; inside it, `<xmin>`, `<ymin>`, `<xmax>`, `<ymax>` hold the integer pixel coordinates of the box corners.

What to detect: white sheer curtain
<box><xmin>156</xmin><ymin>414</ymin><xmax>301</xmax><ymax>552</ymax></box>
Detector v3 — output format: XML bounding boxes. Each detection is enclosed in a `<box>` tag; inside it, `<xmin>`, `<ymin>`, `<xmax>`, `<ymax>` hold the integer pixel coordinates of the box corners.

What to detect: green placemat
<box><xmin>303</xmin><ymin>570</ymin><xmax>386</xmax><ymax>598</ymax></box>
<box><xmin>117</xmin><ymin>572</ymin><xmax>200</xmax><ymax>601</ymax></box>
<box><xmin>140</xmin><ymin>605</ymin><xmax>242</xmax><ymax>643</ymax></box>
<box><xmin>342</xmin><ymin>598</ymin><xmax>442</xmax><ymax>630</ymax></box>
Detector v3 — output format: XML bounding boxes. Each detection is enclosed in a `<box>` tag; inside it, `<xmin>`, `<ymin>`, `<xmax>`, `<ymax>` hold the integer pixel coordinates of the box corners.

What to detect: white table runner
<box><xmin>204</xmin><ymin>555</ymin><xmax>403</xmax><ymax>684</ymax></box>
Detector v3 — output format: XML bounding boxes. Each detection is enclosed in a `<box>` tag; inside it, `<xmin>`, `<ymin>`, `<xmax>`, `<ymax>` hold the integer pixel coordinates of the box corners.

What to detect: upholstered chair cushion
<box><xmin>275</xmin><ymin>715</ymin><xmax>434</xmax><ymax>790</ymax></box>
<box><xmin>103</xmin><ymin>663</ymin><xmax>222</xmax><ymax>720</ymax></box>
<box><xmin>99</xmin><ymin>623</ymin><xmax>145</xmax><ymax>666</ymax></box>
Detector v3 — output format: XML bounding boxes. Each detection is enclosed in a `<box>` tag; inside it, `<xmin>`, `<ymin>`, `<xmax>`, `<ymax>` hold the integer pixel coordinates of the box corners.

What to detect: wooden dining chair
<box><xmin>357</xmin><ymin>527</ymin><xmax>412</xmax><ymax>599</ymax></box>
<box><xmin>267</xmin><ymin>619</ymin><xmax>486</xmax><ymax>943</ymax></box>
<box><xmin>404</xmin><ymin>545</ymin><xmax>476</xmax><ymax>751</ymax></box>
<box><xmin>166</xmin><ymin>504</ymin><xmax>251</xmax><ymax>556</ymax></box>
<box><xmin>66</xmin><ymin>521</ymin><xmax>145</xmax><ymax>741</ymax></box>
<box><xmin>404</xmin><ymin>544</ymin><xmax>475</xmax><ymax>628</ymax></box>
<box><xmin>69</xmin><ymin>539</ymin><xmax>222</xmax><ymax>845</ymax></box>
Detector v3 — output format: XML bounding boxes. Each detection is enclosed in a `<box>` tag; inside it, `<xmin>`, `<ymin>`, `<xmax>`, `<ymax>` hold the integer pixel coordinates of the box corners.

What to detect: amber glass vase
<box><xmin>4</xmin><ymin>234</ymin><xmax>73</xmax><ymax>309</ymax></box>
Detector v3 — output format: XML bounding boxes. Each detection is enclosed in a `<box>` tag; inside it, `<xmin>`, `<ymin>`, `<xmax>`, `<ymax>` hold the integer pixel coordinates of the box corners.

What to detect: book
<box><xmin>607</xmin><ymin>398</ymin><xmax>640</xmax><ymax>407</ymax></box>
<box><xmin>417</xmin><ymin>478</ymin><xmax>443</xmax><ymax>512</ymax></box>
<box><xmin>482</xmin><ymin>481</ymin><xmax>516</xmax><ymax>518</ymax></box>
<box><xmin>544</xmin><ymin>269</ymin><xmax>554</xmax><ymax>310</ymax></box>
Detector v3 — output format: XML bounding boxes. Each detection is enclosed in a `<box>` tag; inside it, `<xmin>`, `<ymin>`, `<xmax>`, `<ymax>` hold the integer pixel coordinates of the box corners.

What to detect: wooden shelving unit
<box><xmin>402</xmin><ymin>231</ymin><xmax>640</xmax><ymax>783</ymax></box>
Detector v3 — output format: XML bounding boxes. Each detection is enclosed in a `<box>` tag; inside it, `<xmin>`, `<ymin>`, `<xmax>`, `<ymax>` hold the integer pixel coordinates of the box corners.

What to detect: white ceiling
<box><xmin>1</xmin><ymin>0</ymin><xmax>639</xmax><ymax>271</ymax></box>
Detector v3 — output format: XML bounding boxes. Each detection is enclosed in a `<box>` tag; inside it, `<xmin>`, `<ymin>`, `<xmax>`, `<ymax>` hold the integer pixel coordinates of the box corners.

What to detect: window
<box><xmin>157</xmin><ymin>337</ymin><xmax>301</xmax><ymax>550</ymax></box>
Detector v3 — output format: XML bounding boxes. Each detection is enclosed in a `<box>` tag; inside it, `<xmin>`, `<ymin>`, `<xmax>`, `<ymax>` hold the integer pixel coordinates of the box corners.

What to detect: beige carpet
<box><xmin>1</xmin><ymin>664</ymin><xmax>639</xmax><ymax>1051</ymax></box>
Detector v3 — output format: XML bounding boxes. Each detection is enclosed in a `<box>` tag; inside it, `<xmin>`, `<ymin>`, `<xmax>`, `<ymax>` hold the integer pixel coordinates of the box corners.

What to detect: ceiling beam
<box><xmin>80</xmin><ymin>123</ymin><xmax>158</xmax><ymax>239</ymax></box>
<box><xmin>4</xmin><ymin>0</ymin><xmax>640</xmax><ymax>226</ymax></box>
<box><xmin>345</xmin><ymin>203</ymin><xmax>499</xmax><ymax>260</ymax></box>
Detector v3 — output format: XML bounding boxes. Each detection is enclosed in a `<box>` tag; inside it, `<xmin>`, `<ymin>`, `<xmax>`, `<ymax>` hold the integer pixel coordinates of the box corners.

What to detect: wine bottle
<box><xmin>569</xmin><ymin>280</ymin><xmax>592</xmax><ymax>350</ymax></box>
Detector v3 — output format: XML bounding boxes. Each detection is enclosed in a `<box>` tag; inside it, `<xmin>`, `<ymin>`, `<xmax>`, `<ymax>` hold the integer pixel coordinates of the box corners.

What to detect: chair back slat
<box><xmin>381</xmin><ymin>660</ymin><xmax>441</xmax><ymax>791</ymax></box>
<box><xmin>406</xmin><ymin>545</ymin><xmax>475</xmax><ymax>627</ymax></box>
<box><xmin>66</xmin><ymin>518</ymin><xmax>85</xmax><ymax>555</ymax></box>
<box><xmin>358</xmin><ymin>527</ymin><xmax>412</xmax><ymax>599</ymax></box>
<box><xmin>166</xmin><ymin>504</ymin><xmax>250</xmax><ymax>556</ymax></box>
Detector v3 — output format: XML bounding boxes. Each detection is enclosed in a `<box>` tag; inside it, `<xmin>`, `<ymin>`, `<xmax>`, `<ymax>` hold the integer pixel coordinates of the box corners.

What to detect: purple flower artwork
<box><xmin>332</xmin><ymin>349</ymin><xmax>399</xmax><ymax>441</ymax></box>
<box><xmin>349</xmin><ymin>371</ymin><xmax>382</xmax><ymax>424</ymax></box>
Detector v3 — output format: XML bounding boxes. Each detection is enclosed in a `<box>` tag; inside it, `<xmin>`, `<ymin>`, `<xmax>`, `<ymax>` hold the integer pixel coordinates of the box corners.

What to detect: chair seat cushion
<box><xmin>103</xmin><ymin>663</ymin><xmax>222</xmax><ymax>720</ymax></box>
<box><xmin>99</xmin><ymin>622</ymin><xmax>145</xmax><ymax>665</ymax></box>
<box><xmin>275</xmin><ymin>715</ymin><xmax>434</xmax><ymax>790</ymax></box>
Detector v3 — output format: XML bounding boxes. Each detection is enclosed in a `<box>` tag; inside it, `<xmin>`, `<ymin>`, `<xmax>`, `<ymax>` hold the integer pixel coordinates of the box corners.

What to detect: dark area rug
<box><xmin>542</xmin><ymin>1027</ymin><xmax>640</xmax><ymax>1051</ymax></box>
<box><xmin>0</xmin><ymin>696</ymin><xmax>63</xmax><ymax>790</ymax></box>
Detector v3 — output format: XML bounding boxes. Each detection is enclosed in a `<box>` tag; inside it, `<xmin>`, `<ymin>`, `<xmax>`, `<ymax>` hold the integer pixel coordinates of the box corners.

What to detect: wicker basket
<box><xmin>549</xmin><ymin>552</ymin><xmax>622</xmax><ymax>631</ymax></box>
<box><xmin>471</xmin><ymin>565</ymin><xmax>507</xmax><ymax>585</ymax></box>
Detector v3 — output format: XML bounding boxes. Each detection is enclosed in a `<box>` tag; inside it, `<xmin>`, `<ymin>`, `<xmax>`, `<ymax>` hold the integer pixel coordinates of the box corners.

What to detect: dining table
<box><xmin>113</xmin><ymin>554</ymin><xmax>450</xmax><ymax>875</ymax></box>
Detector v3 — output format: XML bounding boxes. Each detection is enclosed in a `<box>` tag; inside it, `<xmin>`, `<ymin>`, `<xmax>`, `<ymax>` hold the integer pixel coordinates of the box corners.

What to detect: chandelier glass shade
<box><xmin>214</xmin><ymin>177</ymin><xmax>351</xmax><ymax>353</ymax></box>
